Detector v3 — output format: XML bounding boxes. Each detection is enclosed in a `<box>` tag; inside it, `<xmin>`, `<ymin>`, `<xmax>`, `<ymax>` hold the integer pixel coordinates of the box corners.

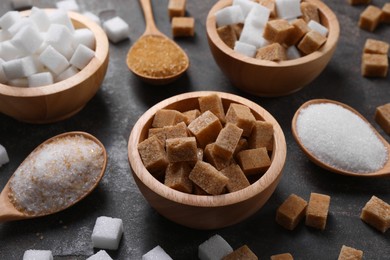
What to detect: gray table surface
<box><xmin>1</xmin><ymin>0</ymin><xmax>389</xmax><ymax>259</ymax></box>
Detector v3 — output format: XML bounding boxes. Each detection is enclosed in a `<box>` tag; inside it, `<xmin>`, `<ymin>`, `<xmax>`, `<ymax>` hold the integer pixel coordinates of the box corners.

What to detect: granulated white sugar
<box><xmin>9</xmin><ymin>135</ymin><xmax>104</xmax><ymax>215</ymax></box>
<box><xmin>296</xmin><ymin>103</ymin><xmax>388</xmax><ymax>173</ymax></box>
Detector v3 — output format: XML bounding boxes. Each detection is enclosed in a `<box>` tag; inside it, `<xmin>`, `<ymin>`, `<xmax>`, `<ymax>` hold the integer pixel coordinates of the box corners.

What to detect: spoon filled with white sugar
<box><xmin>292</xmin><ymin>99</ymin><xmax>390</xmax><ymax>177</ymax></box>
<box><xmin>0</xmin><ymin>132</ymin><xmax>107</xmax><ymax>222</ymax></box>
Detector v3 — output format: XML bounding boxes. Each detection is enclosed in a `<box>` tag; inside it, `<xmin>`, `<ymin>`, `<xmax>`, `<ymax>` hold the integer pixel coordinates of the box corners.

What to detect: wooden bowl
<box><xmin>0</xmin><ymin>10</ymin><xmax>109</xmax><ymax>123</ymax></box>
<box><xmin>206</xmin><ymin>0</ymin><xmax>340</xmax><ymax>97</ymax></box>
<box><xmin>128</xmin><ymin>91</ymin><xmax>287</xmax><ymax>229</ymax></box>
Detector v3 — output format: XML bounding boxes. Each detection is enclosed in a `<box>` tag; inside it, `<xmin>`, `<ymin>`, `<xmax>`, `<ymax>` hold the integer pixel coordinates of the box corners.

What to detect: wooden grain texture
<box><xmin>128</xmin><ymin>91</ymin><xmax>287</xmax><ymax>229</ymax></box>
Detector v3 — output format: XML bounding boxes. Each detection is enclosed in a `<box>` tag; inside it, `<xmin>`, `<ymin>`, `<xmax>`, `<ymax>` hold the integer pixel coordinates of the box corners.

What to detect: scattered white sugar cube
<box><xmin>92</xmin><ymin>216</ymin><xmax>124</xmax><ymax>250</ymax></box>
<box><xmin>308</xmin><ymin>20</ymin><xmax>329</xmax><ymax>37</ymax></box>
<box><xmin>11</xmin><ymin>25</ymin><xmax>43</xmax><ymax>54</ymax></box>
<box><xmin>239</xmin><ymin>23</ymin><xmax>269</xmax><ymax>48</ymax></box>
<box><xmin>142</xmin><ymin>245</ymin><xmax>173</xmax><ymax>260</ymax></box>
<box><xmin>28</xmin><ymin>72</ymin><xmax>54</xmax><ymax>87</ymax></box>
<box><xmin>0</xmin><ymin>29</ymin><xmax>12</xmax><ymax>42</ymax></box>
<box><xmin>2</xmin><ymin>56</ymin><xmax>38</xmax><ymax>80</ymax></box>
<box><xmin>11</xmin><ymin>0</ymin><xmax>33</xmax><ymax>10</ymax></box>
<box><xmin>103</xmin><ymin>16</ymin><xmax>130</xmax><ymax>43</ymax></box>
<box><xmin>8</xmin><ymin>78</ymin><xmax>28</xmax><ymax>87</ymax></box>
<box><xmin>22</xmin><ymin>249</ymin><xmax>53</xmax><ymax>260</ymax></box>
<box><xmin>0</xmin><ymin>11</ymin><xmax>22</xmax><ymax>30</ymax></box>
<box><xmin>55</xmin><ymin>66</ymin><xmax>79</xmax><ymax>82</ymax></box>
<box><xmin>232</xmin><ymin>0</ymin><xmax>257</xmax><ymax>18</ymax></box>
<box><xmin>39</xmin><ymin>45</ymin><xmax>69</xmax><ymax>75</ymax></box>
<box><xmin>0</xmin><ymin>58</ymin><xmax>7</xmax><ymax>83</ymax></box>
<box><xmin>275</xmin><ymin>0</ymin><xmax>302</xmax><ymax>20</ymax></box>
<box><xmin>86</xmin><ymin>250</ymin><xmax>113</xmax><ymax>260</ymax></box>
<box><xmin>49</xmin><ymin>10</ymin><xmax>75</xmax><ymax>32</ymax></box>
<box><xmin>245</xmin><ymin>4</ymin><xmax>270</xmax><ymax>28</ymax></box>
<box><xmin>234</xmin><ymin>41</ymin><xmax>257</xmax><ymax>57</ymax></box>
<box><xmin>56</xmin><ymin>0</ymin><xmax>80</xmax><ymax>12</ymax></box>
<box><xmin>29</xmin><ymin>7</ymin><xmax>51</xmax><ymax>32</ymax></box>
<box><xmin>287</xmin><ymin>45</ymin><xmax>301</xmax><ymax>59</ymax></box>
<box><xmin>70</xmin><ymin>44</ymin><xmax>95</xmax><ymax>70</ymax></box>
<box><xmin>198</xmin><ymin>234</ymin><xmax>233</xmax><ymax>260</ymax></box>
<box><xmin>83</xmin><ymin>12</ymin><xmax>101</xmax><ymax>25</ymax></box>
<box><xmin>215</xmin><ymin>6</ymin><xmax>245</xmax><ymax>27</ymax></box>
<box><xmin>0</xmin><ymin>41</ymin><xmax>25</xmax><ymax>61</ymax></box>
<box><xmin>73</xmin><ymin>28</ymin><xmax>96</xmax><ymax>50</ymax></box>
<box><xmin>0</xmin><ymin>144</ymin><xmax>10</xmax><ymax>167</ymax></box>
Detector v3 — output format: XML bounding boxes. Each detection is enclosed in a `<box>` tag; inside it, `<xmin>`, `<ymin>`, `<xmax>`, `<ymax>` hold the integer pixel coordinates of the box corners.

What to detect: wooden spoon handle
<box><xmin>140</xmin><ymin>0</ymin><xmax>160</xmax><ymax>35</ymax></box>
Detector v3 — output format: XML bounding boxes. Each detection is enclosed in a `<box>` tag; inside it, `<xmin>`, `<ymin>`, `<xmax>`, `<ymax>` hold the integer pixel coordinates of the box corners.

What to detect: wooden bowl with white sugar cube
<box><xmin>0</xmin><ymin>8</ymin><xmax>109</xmax><ymax>123</ymax></box>
<box><xmin>206</xmin><ymin>0</ymin><xmax>340</xmax><ymax>97</ymax></box>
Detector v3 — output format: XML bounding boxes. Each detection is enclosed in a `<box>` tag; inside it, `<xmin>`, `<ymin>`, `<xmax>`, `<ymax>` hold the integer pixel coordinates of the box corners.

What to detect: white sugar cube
<box><xmin>0</xmin><ymin>29</ymin><xmax>12</xmax><ymax>42</ymax></box>
<box><xmin>0</xmin><ymin>11</ymin><xmax>22</xmax><ymax>30</ymax></box>
<box><xmin>46</xmin><ymin>24</ymin><xmax>75</xmax><ymax>59</ymax></box>
<box><xmin>245</xmin><ymin>4</ymin><xmax>270</xmax><ymax>28</ymax></box>
<box><xmin>83</xmin><ymin>12</ymin><xmax>101</xmax><ymax>25</ymax></box>
<box><xmin>308</xmin><ymin>20</ymin><xmax>328</xmax><ymax>37</ymax></box>
<box><xmin>234</xmin><ymin>41</ymin><xmax>257</xmax><ymax>57</ymax></box>
<box><xmin>86</xmin><ymin>250</ymin><xmax>113</xmax><ymax>260</ymax></box>
<box><xmin>55</xmin><ymin>66</ymin><xmax>79</xmax><ymax>82</ymax></box>
<box><xmin>142</xmin><ymin>245</ymin><xmax>173</xmax><ymax>260</ymax></box>
<box><xmin>29</xmin><ymin>7</ymin><xmax>51</xmax><ymax>32</ymax></box>
<box><xmin>7</xmin><ymin>17</ymin><xmax>38</xmax><ymax>36</ymax></box>
<box><xmin>0</xmin><ymin>144</ymin><xmax>10</xmax><ymax>167</ymax></box>
<box><xmin>92</xmin><ymin>216</ymin><xmax>123</xmax><ymax>250</ymax></box>
<box><xmin>198</xmin><ymin>234</ymin><xmax>233</xmax><ymax>260</ymax></box>
<box><xmin>11</xmin><ymin>0</ymin><xmax>33</xmax><ymax>10</ymax></box>
<box><xmin>49</xmin><ymin>10</ymin><xmax>75</xmax><ymax>32</ymax></box>
<box><xmin>39</xmin><ymin>45</ymin><xmax>69</xmax><ymax>75</ymax></box>
<box><xmin>56</xmin><ymin>0</ymin><xmax>80</xmax><ymax>12</ymax></box>
<box><xmin>2</xmin><ymin>56</ymin><xmax>38</xmax><ymax>80</ymax></box>
<box><xmin>275</xmin><ymin>0</ymin><xmax>302</xmax><ymax>20</ymax></box>
<box><xmin>23</xmin><ymin>249</ymin><xmax>53</xmax><ymax>260</ymax></box>
<box><xmin>73</xmin><ymin>28</ymin><xmax>96</xmax><ymax>50</ymax></box>
<box><xmin>239</xmin><ymin>23</ymin><xmax>269</xmax><ymax>48</ymax></box>
<box><xmin>0</xmin><ymin>58</ymin><xmax>7</xmax><ymax>83</ymax></box>
<box><xmin>0</xmin><ymin>41</ymin><xmax>25</xmax><ymax>61</ymax></box>
<box><xmin>103</xmin><ymin>16</ymin><xmax>130</xmax><ymax>43</ymax></box>
<box><xmin>28</xmin><ymin>72</ymin><xmax>53</xmax><ymax>87</ymax></box>
<box><xmin>215</xmin><ymin>6</ymin><xmax>245</xmax><ymax>27</ymax></box>
<box><xmin>11</xmin><ymin>25</ymin><xmax>43</xmax><ymax>54</ymax></box>
<box><xmin>287</xmin><ymin>45</ymin><xmax>301</xmax><ymax>59</ymax></box>
<box><xmin>8</xmin><ymin>78</ymin><xmax>28</xmax><ymax>87</ymax></box>
<box><xmin>70</xmin><ymin>44</ymin><xmax>95</xmax><ymax>70</ymax></box>
<box><xmin>232</xmin><ymin>0</ymin><xmax>257</xmax><ymax>18</ymax></box>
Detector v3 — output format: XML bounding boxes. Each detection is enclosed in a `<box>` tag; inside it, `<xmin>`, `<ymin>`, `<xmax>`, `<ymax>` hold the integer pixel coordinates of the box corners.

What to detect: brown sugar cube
<box><xmin>358</xmin><ymin>5</ymin><xmax>383</xmax><ymax>32</ymax></box>
<box><xmin>198</xmin><ymin>94</ymin><xmax>226</xmax><ymax>123</ymax></box>
<box><xmin>256</xmin><ymin>42</ymin><xmax>287</xmax><ymax>61</ymax></box>
<box><xmin>193</xmin><ymin>184</ymin><xmax>209</xmax><ymax>195</ymax></box>
<box><xmin>248</xmin><ymin>120</ymin><xmax>274</xmax><ymax>152</ymax></box>
<box><xmin>222</xmin><ymin>245</ymin><xmax>258</xmax><ymax>260</ymax></box>
<box><xmin>183</xmin><ymin>109</ymin><xmax>200</xmax><ymax>124</ymax></box>
<box><xmin>363</xmin><ymin>38</ymin><xmax>389</xmax><ymax>55</ymax></box>
<box><xmin>152</xmin><ymin>109</ymin><xmax>187</xmax><ymax>128</ymax></box>
<box><xmin>217</xmin><ymin>25</ymin><xmax>238</xmax><ymax>49</ymax></box>
<box><xmin>297</xmin><ymin>30</ymin><xmax>327</xmax><ymax>55</ymax></box>
<box><xmin>214</xmin><ymin>123</ymin><xmax>243</xmax><ymax>159</ymax></box>
<box><xmin>305</xmin><ymin>192</ymin><xmax>331</xmax><ymax>230</ymax></box>
<box><xmin>375</xmin><ymin>103</ymin><xmax>390</xmax><ymax>135</ymax></box>
<box><xmin>382</xmin><ymin>3</ymin><xmax>390</xmax><ymax>23</ymax></box>
<box><xmin>221</xmin><ymin>163</ymin><xmax>250</xmax><ymax>192</ymax></box>
<box><xmin>204</xmin><ymin>143</ymin><xmax>234</xmax><ymax>170</ymax></box>
<box><xmin>360</xmin><ymin>195</ymin><xmax>390</xmax><ymax>233</ymax></box>
<box><xmin>301</xmin><ymin>2</ymin><xmax>320</xmax><ymax>23</ymax></box>
<box><xmin>285</xmin><ymin>18</ymin><xmax>310</xmax><ymax>46</ymax></box>
<box><xmin>258</xmin><ymin>0</ymin><xmax>277</xmax><ymax>17</ymax></box>
<box><xmin>348</xmin><ymin>0</ymin><xmax>371</xmax><ymax>5</ymax></box>
<box><xmin>188</xmin><ymin>110</ymin><xmax>223</xmax><ymax>148</ymax></box>
<box><xmin>338</xmin><ymin>245</ymin><xmax>363</xmax><ymax>260</ymax></box>
<box><xmin>138</xmin><ymin>135</ymin><xmax>169</xmax><ymax>174</ymax></box>
<box><xmin>263</xmin><ymin>19</ymin><xmax>295</xmax><ymax>44</ymax></box>
<box><xmin>189</xmin><ymin>161</ymin><xmax>228</xmax><ymax>195</ymax></box>
<box><xmin>164</xmin><ymin>162</ymin><xmax>193</xmax><ymax>193</ymax></box>
<box><xmin>270</xmin><ymin>253</ymin><xmax>294</xmax><ymax>260</ymax></box>
<box><xmin>226</xmin><ymin>103</ymin><xmax>256</xmax><ymax>137</ymax></box>
<box><xmin>361</xmin><ymin>53</ymin><xmax>388</xmax><ymax>78</ymax></box>
<box><xmin>237</xmin><ymin>147</ymin><xmax>271</xmax><ymax>176</ymax></box>
<box><xmin>168</xmin><ymin>0</ymin><xmax>186</xmax><ymax>18</ymax></box>
<box><xmin>172</xmin><ymin>17</ymin><xmax>195</xmax><ymax>37</ymax></box>
<box><xmin>148</xmin><ymin>122</ymin><xmax>188</xmax><ymax>145</ymax></box>
<box><xmin>276</xmin><ymin>194</ymin><xmax>308</xmax><ymax>230</ymax></box>
<box><xmin>234</xmin><ymin>138</ymin><xmax>249</xmax><ymax>157</ymax></box>
<box><xmin>166</xmin><ymin>137</ymin><xmax>198</xmax><ymax>163</ymax></box>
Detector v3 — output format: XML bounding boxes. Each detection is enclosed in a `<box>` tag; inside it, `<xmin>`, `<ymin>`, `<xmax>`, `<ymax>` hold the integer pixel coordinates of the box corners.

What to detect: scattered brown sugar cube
<box><xmin>168</xmin><ymin>0</ymin><xmax>186</xmax><ymax>18</ymax></box>
<box><xmin>152</xmin><ymin>109</ymin><xmax>187</xmax><ymax>128</ymax></box>
<box><xmin>263</xmin><ymin>19</ymin><xmax>295</xmax><ymax>44</ymax></box>
<box><xmin>148</xmin><ymin>122</ymin><xmax>188</xmax><ymax>145</ymax></box>
<box><xmin>222</xmin><ymin>245</ymin><xmax>258</xmax><ymax>260</ymax></box>
<box><xmin>225</xmin><ymin>103</ymin><xmax>256</xmax><ymax>137</ymax></box>
<box><xmin>360</xmin><ymin>195</ymin><xmax>390</xmax><ymax>233</ymax></box>
<box><xmin>217</xmin><ymin>25</ymin><xmax>237</xmax><ymax>49</ymax></box>
<box><xmin>256</xmin><ymin>42</ymin><xmax>287</xmax><ymax>61</ymax></box>
<box><xmin>166</xmin><ymin>137</ymin><xmax>198</xmax><ymax>163</ymax></box>
<box><xmin>237</xmin><ymin>147</ymin><xmax>271</xmax><ymax>176</ymax></box>
<box><xmin>361</xmin><ymin>53</ymin><xmax>388</xmax><ymax>78</ymax></box>
<box><xmin>305</xmin><ymin>192</ymin><xmax>331</xmax><ymax>230</ymax></box>
<box><xmin>189</xmin><ymin>161</ymin><xmax>228</xmax><ymax>195</ymax></box>
<box><xmin>301</xmin><ymin>2</ymin><xmax>320</xmax><ymax>23</ymax></box>
<box><xmin>297</xmin><ymin>30</ymin><xmax>327</xmax><ymax>55</ymax></box>
<box><xmin>221</xmin><ymin>163</ymin><xmax>250</xmax><ymax>192</ymax></box>
<box><xmin>338</xmin><ymin>245</ymin><xmax>363</xmax><ymax>260</ymax></box>
<box><xmin>382</xmin><ymin>3</ymin><xmax>390</xmax><ymax>23</ymax></box>
<box><xmin>188</xmin><ymin>110</ymin><xmax>223</xmax><ymax>148</ymax></box>
<box><xmin>204</xmin><ymin>143</ymin><xmax>234</xmax><ymax>170</ymax></box>
<box><xmin>348</xmin><ymin>0</ymin><xmax>371</xmax><ymax>5</ymax></box>
<box><xmin>164</xmin><ymin>162</ymin><xmax>193</xmax><ymax>193</ymax></box>
<box><xmin>358</xmin><ymin>5</ymin><xmax>383</xmax><ymax>32</ymax></box>
<box><xmin>234</xmin><ymin>138</ymin><xmax>249</xmax><ymax>157</ymax></box>
<box><xmin>183</xmin><ymin>109</ymin><xmax>200</xmax><ymax>124</ymax></box>
<box><xmin>285</xmin><ymin>18</ymin><xmax>310</xmax><ymax>46</ymax></box>
<box><xmin>270</xmin><ymin>253</ymin><xmax>294</xmax><ymax>260</ymax></box>
<box><xmin>198</xmin><ymin>94</ymin><xmax>226</xmax><ymax>123</ymax></box>
<box><xmin>172</xmin><ymin>17</ymin><xmax>195</xmax><ymax>37</ymax></box>
<box><xmin>258</xmin><ymin>0</ymin><xmax>277</xmax><ymax>17</ymax></box>
<box><xmin>363</xmin><ymin>38</ymin><xmax>389</xmax><ymax>55</ymax></box>
<box><xmin>248</xmin><ymin>120</ymin><xmax>274</xmax><ymax>152</ymax></box>
<box><xmin>375</xmin><ymin>103</ymin><xmax>390</xmax><ymax>135</ymax></box>
<box><xmin>138</xmin><ymin>135</ymin><xmax>169</xmax><ymax>174</ymax></box>
<box><xmin>276</xmin><ymin>194</ymin><xmax>308</xmax><ymax>230</ymax></box>
<box><xmin>214</xmin><ymin>123</ymin><xmax>243</xmax><ymax>159</ymax></box>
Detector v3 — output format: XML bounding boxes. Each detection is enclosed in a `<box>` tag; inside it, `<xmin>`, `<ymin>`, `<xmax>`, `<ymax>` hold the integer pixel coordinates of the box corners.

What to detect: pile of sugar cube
<box><xmin>215</xmin><ymin>0</ymin><xmax>329</xmax><ymax>61</ymax></box>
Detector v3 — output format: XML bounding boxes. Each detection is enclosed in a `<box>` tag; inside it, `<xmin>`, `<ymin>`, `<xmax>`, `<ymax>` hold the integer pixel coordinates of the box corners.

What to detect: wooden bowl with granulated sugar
<box><xmin>128</xmin><ymin>91</ymin><xmax>287</xmax><ymax>229</ymax></box>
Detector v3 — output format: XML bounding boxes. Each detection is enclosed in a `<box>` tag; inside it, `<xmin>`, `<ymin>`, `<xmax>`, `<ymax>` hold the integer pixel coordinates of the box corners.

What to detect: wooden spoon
<box><xmin>292</xmin><ymin>99</ymin><xmax>390</xmax><ymax>177</ymax></box>
<box><xmin>0</xmin><ymin>131</ymin><xmax>107</xmax><ymax>222</ymax></box>
<box><xmin>126</xmin><ymin>0</ymin><xmax>189</xmax><ymax>85</ymax></box>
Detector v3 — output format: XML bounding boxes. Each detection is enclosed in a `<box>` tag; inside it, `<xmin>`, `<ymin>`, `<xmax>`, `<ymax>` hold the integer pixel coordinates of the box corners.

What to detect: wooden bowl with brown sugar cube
<box><xmin>206</xmin><ymin>0</ymin><xmax>340</xmax><ymax>97</ymax></box>
<box><xmin>128</xmin><ymin>91</ymin><xmax>287</xmax><ymax>229</ymax></box>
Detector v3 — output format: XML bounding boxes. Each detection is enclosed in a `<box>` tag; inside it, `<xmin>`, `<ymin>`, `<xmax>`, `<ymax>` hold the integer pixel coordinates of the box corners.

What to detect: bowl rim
<box><xmin>0</xmin><ymin>9</ymin><xmax>109</xmax><ymax>97</ymax></box>
<box><xmin>206</xmin><ymin>0</ymin><xmax>340</xmax><ymax>68</ymax></box>
<box><xmin>128</xmin><ymin>91</ymin><xmax>287</xmax><ymax>207</ymax></box>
